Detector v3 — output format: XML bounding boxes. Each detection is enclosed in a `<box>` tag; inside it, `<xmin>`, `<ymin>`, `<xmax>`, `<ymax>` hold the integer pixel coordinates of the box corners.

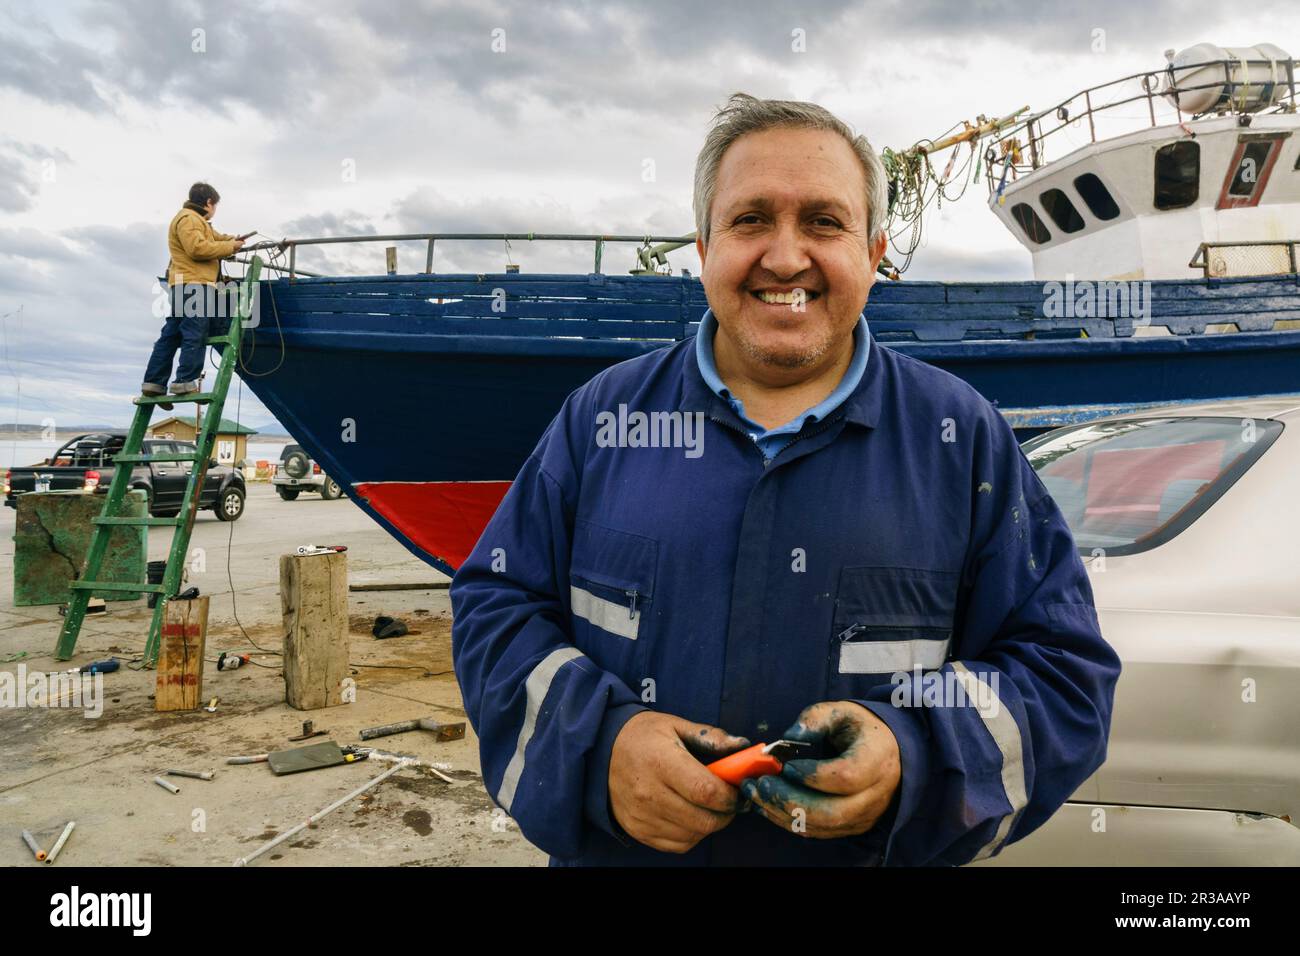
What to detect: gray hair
<box><xmin>692</xmin><ymin>92</ymin><xmax>889</xmax><ymax>245</ymax></box>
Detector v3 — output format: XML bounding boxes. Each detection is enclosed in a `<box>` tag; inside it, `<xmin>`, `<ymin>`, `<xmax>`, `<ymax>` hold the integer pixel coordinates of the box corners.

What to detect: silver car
<box><xmin>976</xmin><ymin>396</ymin><xmax>1300</xmax><ymax>866</ymax></box>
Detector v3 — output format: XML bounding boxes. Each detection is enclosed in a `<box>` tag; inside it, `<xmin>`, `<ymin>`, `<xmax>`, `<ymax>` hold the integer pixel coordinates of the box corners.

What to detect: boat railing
<box><xmin>236</xmin><ymin>232</ymin><xmax>697</xmax><ymax>280</ymax></box>
<box><xmin>1189</xmin><ymin>240</ymin><xmax>1300</xmax><ymax>278</ymax></box>
<box><xmin>982</xmin><ymin>56</ymin><xmax>1297</xmax><ymax>192</ymax></box>
<box><xmin>247</xmin><ymin>268</ymin><xmax>1300</xmax><ymax>345</ymax></box>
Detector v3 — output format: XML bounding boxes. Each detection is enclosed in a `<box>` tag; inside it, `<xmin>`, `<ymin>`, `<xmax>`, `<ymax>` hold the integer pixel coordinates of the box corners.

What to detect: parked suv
<box><xmin>5</xmin><ymin>431</ymin><xmax>246</xmax><ymax>520</ymax></box>
<box><xmin>273</xmin><ymin>444</ymin><xmax>343</xmax><ymax>501</ymax></box>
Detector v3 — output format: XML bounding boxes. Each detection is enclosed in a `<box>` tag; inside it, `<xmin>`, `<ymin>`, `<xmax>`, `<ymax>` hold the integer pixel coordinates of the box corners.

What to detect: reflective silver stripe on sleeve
<box><xmin>570</xmin><ymin>585</ymin><xmax>639</xmax><ymax>640</ymax></box>
<box><xmin>496</xmin><ymin>646</ymin><xmax>585</xmax><ymax>814</ymax></box>
<box><xmin>838</xmin><ymin>637</ymin><xmax>950</xmax><ymax>673</ymax></box>
<box><xmin>950</xmin><ymin>661</ymin><xmax>1028</xmax><ymax>861</ymax></box>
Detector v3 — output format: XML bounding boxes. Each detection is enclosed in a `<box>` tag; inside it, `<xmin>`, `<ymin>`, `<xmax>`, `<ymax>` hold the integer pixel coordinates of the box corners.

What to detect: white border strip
<box><xmin>951</xmin><ymin>662</ymin><xmax>1028</xmax><ymax>860</ymax></box>
<box><xmin>570</xmin><ymin>585</ymin><xmax>640</xmax><ymax>640</ymax></box>
<box><xmin>497</xmin><ymin>646</ymin><xmax>584</xmax><ymax>813</ymax></box>
<box><xmin>839</xmin><ymin>637</ymin><xmax>949</xmax><ymax>673</ymax></box>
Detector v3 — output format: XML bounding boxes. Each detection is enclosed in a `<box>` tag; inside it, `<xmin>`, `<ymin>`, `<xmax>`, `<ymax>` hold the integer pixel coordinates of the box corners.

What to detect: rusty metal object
<box><xmin>288</xmin><ymin>719</ymin><xmax>327</xmax><ymax>742</ymax></box>
<box><xmin>358</xmin><ymin>717</ymin><xmax>466</xmax><ymax>742</ymax></box>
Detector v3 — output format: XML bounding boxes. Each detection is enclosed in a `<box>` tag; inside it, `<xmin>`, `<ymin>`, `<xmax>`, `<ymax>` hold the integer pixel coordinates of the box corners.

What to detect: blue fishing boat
<box><xmin>234</xmin><ymin>44</ymin><xmax>1300</xmax><ymax>575</ymax></box>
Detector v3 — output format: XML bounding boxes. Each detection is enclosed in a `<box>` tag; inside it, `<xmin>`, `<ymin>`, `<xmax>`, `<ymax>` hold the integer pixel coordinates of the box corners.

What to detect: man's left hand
<box><xmin>741</xmin><ymin>701</ymin><xmax>901</xmax><ymax>839</ymax></box>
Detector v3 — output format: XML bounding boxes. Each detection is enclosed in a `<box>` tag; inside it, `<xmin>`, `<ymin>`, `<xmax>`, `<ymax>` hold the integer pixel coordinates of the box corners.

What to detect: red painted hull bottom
<box><xmin>353</xmin><ymin>481</ymin><xmax>511</xmax><ymax>572</ymax></box>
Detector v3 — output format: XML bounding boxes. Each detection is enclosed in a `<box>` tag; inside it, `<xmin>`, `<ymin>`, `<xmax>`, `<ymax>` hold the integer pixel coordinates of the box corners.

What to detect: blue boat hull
<box><xmin>238</xmin><ymin>271</ymin><xmax>1300</xmax><ymax>573</ymax></box>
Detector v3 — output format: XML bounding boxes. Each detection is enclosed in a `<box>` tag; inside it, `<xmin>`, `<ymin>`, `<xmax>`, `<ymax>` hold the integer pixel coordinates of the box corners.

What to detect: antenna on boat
<box><xmin>882</xmin><ymin>107</ymin><xmax>1028</xmax><ymax>275</ymax></box>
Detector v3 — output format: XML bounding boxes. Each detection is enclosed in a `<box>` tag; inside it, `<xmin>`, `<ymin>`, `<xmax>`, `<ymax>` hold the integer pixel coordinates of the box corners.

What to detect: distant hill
<box><xmin>0</xmin><ymin>419</ymin><xmax>293</xmax><ymax>440</ymax></box>
<box><xmin>0</xmin><ymin>423</ymin><xmax>120</xmax><ymax>437</ymax></box>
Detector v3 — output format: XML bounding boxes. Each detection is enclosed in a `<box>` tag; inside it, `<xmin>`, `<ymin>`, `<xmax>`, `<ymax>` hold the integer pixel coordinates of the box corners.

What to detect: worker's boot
<box><xmin>141</xmin><ymin>382</ymin><xmax>173</xmax><ymax>411</ymax></box>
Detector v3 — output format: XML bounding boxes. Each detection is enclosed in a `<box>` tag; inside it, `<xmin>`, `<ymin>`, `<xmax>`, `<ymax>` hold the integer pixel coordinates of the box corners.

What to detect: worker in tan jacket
<box><xmin>142</xmin><ymin>183</ymin><xmax>251</xmax><ymax>403</ymax></box>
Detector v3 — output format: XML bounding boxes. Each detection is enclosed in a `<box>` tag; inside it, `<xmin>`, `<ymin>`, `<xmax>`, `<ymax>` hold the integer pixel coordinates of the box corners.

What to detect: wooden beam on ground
<box><xmin>347</xmin><ymin>581</ymin><xmax>449</xmax><ymax>592</ymax></box>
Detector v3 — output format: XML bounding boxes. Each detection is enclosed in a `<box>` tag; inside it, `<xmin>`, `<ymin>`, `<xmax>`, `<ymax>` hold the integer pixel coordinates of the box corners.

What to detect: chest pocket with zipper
<box><xmin>827</xmin><ymin>566</ymin><xmax>959</xmax><ymax>695</ymax></box>
<box><xmin>569</xmin><ymin>519</ymin><xmax>658</xmax><ymax>679</ymax></box>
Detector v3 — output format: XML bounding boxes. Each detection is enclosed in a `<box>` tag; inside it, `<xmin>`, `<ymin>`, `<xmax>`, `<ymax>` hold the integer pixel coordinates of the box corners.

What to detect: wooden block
<box><xmin>13</xmin><ymin>490</ymin><xmax>147</xmax><ymax>606</ymax></box>
<box><xmin>155</xmin><ymin>597</ymin><xmax>208</xmax><ymax>711</ymax></box>
<box><xmin>281</xmin><ymin>550</ymin><xmax>350</xmax><ymax>710</ymax></box>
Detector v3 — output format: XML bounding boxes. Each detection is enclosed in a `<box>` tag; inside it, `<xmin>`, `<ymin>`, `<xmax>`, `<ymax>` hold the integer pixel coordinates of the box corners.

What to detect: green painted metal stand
<box><xmin>55</xmin><ymin>257</ymin><xmax>263</xmax><ymax>665</ymax></box>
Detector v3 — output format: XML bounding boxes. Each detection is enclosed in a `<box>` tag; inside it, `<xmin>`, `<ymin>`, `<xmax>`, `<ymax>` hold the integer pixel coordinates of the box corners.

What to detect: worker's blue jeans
<box><xmin>142</xmin><ymin>284</ymin><xmax>233</xmax><ymax>387</ymax></box>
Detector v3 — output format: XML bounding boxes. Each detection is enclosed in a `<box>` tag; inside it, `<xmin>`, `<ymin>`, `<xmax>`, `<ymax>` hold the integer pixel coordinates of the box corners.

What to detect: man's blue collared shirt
<box><xmin>695</xmin><ymin>309</ymin><xmax>871</xmax><ymax>458</ymax></box>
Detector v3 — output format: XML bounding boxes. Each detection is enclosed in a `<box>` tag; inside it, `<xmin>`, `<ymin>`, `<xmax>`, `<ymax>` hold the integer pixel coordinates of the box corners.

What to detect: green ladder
<box><xmin>55</xmin><ymin>257</ymin><xmax>263</xmax><ymax>666</ymax></box>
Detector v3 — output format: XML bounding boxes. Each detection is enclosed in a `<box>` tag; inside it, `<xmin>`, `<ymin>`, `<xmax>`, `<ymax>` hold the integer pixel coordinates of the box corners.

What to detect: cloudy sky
<box><xmin>2</xmin><ymin>0</ymin><xmax>1295</xmax><ymax>437</ymax></box>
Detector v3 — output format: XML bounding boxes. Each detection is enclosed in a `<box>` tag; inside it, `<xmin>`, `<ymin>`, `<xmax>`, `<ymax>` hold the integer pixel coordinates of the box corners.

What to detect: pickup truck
<box><xmin>4</xmin><ymin>431</ymin><xmax>246</xmax><ymax>521</ymax></box>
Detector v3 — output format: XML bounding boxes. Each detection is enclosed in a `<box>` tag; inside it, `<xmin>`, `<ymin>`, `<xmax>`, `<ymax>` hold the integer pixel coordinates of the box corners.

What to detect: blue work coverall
<box><xmin>451</xmin><ymin>326</ymin><xmax>1121</xmax><ymax>866</ymax></box>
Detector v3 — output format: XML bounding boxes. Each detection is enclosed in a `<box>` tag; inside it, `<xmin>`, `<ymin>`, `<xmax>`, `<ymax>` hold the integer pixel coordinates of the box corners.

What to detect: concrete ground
<box><xmin>0</xmin><ymin>483</ymin><xmax>547</xmax><ymax>867</ymax></box>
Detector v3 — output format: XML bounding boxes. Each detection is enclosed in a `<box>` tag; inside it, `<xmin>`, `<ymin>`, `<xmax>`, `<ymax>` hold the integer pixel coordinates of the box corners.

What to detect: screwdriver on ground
<box><xmin>66</xmin><ymin>658</ymin><xmax>119</xmax><ymax>675</ymax></box>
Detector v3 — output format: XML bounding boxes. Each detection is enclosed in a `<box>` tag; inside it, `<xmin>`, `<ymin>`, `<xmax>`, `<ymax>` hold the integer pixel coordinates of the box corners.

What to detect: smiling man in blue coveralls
<box><xmin>451</xmin><ymin>93</ymin><xmax>1121</xmax><ymax>865</ymax></box>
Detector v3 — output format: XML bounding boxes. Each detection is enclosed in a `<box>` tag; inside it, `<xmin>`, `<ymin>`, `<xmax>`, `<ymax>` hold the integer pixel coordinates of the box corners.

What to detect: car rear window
<box><xmin>71</xmin><ymin>437</ymin><xmax>123</xmax><ymax>468</ymax></box>
<box><xmin>1023</xmin><ymin>416</ymin><xmax>1282</xmax><ymax>555</ymax></box>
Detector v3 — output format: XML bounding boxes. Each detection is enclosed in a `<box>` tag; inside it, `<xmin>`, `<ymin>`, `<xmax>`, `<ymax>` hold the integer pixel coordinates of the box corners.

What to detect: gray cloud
<box><xmin>0</xmin><ymin>140</ymin><xmax>71</xmax><ymax>212</ymax></box>
<box><xmin>9</xmin><ymin>0</ymin><xmax>1269</xmax><ymax>126</ymax></box>
<box><xmin>0</xmin><ymin>12</ymin><xmax>107</xmax><ymax>112</ymax></box>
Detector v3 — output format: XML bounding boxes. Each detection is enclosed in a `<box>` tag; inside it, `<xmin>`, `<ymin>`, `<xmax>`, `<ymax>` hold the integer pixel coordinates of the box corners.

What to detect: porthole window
<box><xmin>1073</xmin><ymin>173</ymin><xmax>1120</xmax><ymax>220</ymax></box>
<box><xmin>1040</xmin><ymin>188</ymin><xmax>1085</xmax><ymax>233</ymax></box>
<box><xmin>1011</xmin><ymin>203</ymin><xmax>1052</xmax><ymax>244</ymax></box>
<box><xmin>1154</xmin><ymin>141</ymin><xmax>1199</xmax><ymax>210</ymax></box>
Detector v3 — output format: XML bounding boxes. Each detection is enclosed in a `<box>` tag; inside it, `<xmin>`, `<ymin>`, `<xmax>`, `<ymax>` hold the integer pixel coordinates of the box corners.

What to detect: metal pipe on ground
<box><xmin>45</xmin><ymin>822</ymin><xmax>75</xmax><ymax>865</ymax></box>
<box><xmin>233</xmin><ymin>760</ymin><xmax>410</xmax><ymax>867</ymax></box>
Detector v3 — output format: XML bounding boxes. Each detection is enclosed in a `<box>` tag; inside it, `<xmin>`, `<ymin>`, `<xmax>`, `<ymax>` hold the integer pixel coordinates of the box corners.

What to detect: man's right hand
<box><xmin>231</xmin><ymin>239</ymin><xmax>245</xmax><ymax>252</ymax></box>
<box><xmin>607</xmin><ymin>711</ymin><xmax>750</xmax><ymax>854</ymax></box>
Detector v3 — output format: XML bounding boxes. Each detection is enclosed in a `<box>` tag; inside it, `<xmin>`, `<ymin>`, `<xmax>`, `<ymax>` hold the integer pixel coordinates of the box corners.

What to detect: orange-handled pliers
<box><xmin>706</xmin><ymin>740</ymin><xmax>809</xmax><ymax>785</ymax></box>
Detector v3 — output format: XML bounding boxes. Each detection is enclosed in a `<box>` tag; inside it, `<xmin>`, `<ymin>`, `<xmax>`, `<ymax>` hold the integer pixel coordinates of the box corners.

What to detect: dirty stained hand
<box><xmin>608</xmin><ymin>711</ymin><xmax>750</xmax><ymax>854</ymax></box>
<box><xmin>742</xmin><ymin>701</ymin><xmax>900</xmax><ymax>839</ymax></box>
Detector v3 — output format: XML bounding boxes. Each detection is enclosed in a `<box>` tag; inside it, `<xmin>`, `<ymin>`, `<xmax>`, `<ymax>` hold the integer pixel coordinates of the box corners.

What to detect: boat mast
<box><xmin>881</xmin><ymin>107</ymin><xmax>1028</xmax><ymax>275</ymax></box>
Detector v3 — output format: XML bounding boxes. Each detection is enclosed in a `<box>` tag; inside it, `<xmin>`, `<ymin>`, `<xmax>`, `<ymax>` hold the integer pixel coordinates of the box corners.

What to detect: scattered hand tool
<box><xmin>295</xmin><ymin>544</ymin><xmax>348</xmax><ymax>556</ymax></box>
<box><xmin>707</xmin><ymin>740</ymin><xmax>811</xmax><ymax>785</ymax></box>
<box><xmin>204</xmin><ymin>697</ymin><xmax>219</xmax><ymax>713</ymax></box>
<box><xmin>356</xmin><ymin>748</ymin><xmax>454</xmax><ymax>783</ymax></box>
<box><xmin>44</xmin><ymin>822</ymin><xmax>75</xmax><ymax>865</ymax></box>
<box><xmin>21</xmin><ymin>830</ymin><xmax>46</xmax><ymax>861</ymax></box>
<box><xmin>288</xmin><ymin>719</ymin><xmax>327</xmax><ymax>742</ymax></box>
<box><xmin>359</xmin><ymin>717</ymin><xmax>466</xmax><ymax>742</ymax></box>
<box><xmin>165</xmin><ymin>768</ymin><xmax>214</xmax><ymax>781</ymax></box>
<box><xmin>217</xmin><ymin>652</ymin><xmax>250</xmax><ymax>671</ymax></box>
<box><xmin>66</xmin><ymin>658</ymin><xmax>119</xmax><ymax>675</ymax></box>
<box><xmin>227</xmin><ymin>753</ymin><xmax>269</xmax><ymax>765</ymax></box>
<box><xmin>266</xmin><ymin>741</ymin><xmax>368</xmax><ymax>775</ymax></box>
